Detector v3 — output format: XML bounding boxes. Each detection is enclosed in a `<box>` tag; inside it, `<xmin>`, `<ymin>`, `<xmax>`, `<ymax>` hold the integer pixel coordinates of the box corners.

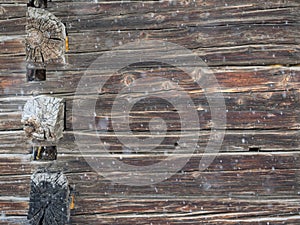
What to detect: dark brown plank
<box><xmin>1</xmin><ymin>66</ymin><xmax>300</xmax><ymax>95</ymax></box>
<box><xmin>1</xmin><ymin>153</ymin><xmax>300</xmax><ymax>196</ymax></box>
<box><xmin>1</xmin><ymin>129</ymin><xmax>299</xmax><ymax>155</ymax></box>
<box><xmin>1</xmin><ymin>153</ymin><xmax>300</xmax><ymax>223</ymax></box>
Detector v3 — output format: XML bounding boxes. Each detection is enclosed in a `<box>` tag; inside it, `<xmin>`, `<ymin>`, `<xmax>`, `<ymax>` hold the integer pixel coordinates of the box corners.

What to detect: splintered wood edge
<box><xmin>22</xmin><ymin>95</ymin><xmax>65</xmax><ymax>142</ymax></box>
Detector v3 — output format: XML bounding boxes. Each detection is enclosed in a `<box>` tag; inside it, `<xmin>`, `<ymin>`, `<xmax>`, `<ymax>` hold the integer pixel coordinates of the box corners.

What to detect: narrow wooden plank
<box><xmin>1</xmin><ymin>66</ymin><xmax>300</xmax><ymax>95</ymax></box>
<box><xmin>1</xmin><ymin>66</ymin><xmax>299</xmax><ymax>131</ymax></box>
<box><xmin>0</xmin><ymin>198</ymin><xmax>28</xmax><ymax>216</ymax></box>
<box><xmin>1</xmin><ymin>153</ymin><xmax>300</xmax><ymax>196</ymax></box>
<box><xmin>0</xmin><ymin>17</ymin><xmax>26</xmax><ymax>35</ymax></box>
<box><xmin>0</xmin><ymin>129</ymin><xmax>299</xmax><ymax>154</ymax></box>
<box><xmin>0</xmin><ymin>217</ymin><xmax>28</xmax><ymax>225</ymax></box>
<box><xmin>1</xmin><ymin>196</ymin><xmax>300</xmax><ymax>224</ymax></box>
<box><xmin>1</xmin><ymin>91</ymin><xmax>299</xmax><ymax>131</ymax></box>
<box><xmin>2</xmin><ymin>197</ymin><xmax>300</xmax><ymax>224</ymax></box>
<box><xmin>1</xmin><ymin>152</ymin><xmax>300</xmax><ymax>223</ymax></box>
<box><xmin>0</xmin><ymin>36</ymin><xmax>25</xmax><ymax>55</ymax></box>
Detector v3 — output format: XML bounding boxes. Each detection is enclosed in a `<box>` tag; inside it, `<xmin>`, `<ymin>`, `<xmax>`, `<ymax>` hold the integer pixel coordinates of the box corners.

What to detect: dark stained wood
<box><xmin>26</xmin><ymin>64</ymin><xmax>46</xmax><ymax>81</ymax></box>
<box><xmin>27</xmin><ymin>169</ymin><xmax>71</xmax><ymax>225</ymax></box>
<box><xmin>1</xmin><ymin>153</ymin><xmax>300</xmax><ymax>196</ymax></box>
<box><xmin>1</xmin><ymin>153</ymin><xmax>300</xmax><ymax>224</ymax></box>
<box><xmin>0</xmin><ymin>0</ymin><xmax>300</xmax><ymax>224</ymax></box>
<box><xmin>1</xmin><ymin>66</ymin><xmax>300</xmax><ymax>95</ymax></box>
<box><xmin>1</xmin><ymin>129</ymin><xmax>300</xmax><ymax>155</ymax></box>
<box><xmin>32</xmin><ymin>146</ymin><xmax>57</xmax><ymax>160</ymax></box>
<box><xmin>27</xmin><ymin>0</ymin><xmax>49</xmax><ymax>9</ymax></box>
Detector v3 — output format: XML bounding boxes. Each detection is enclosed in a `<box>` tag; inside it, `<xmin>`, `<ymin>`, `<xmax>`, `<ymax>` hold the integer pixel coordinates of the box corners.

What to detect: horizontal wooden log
<box><xmin>3</xmin><ymin>0</ymin><xmax>300</xmax><ymax>34</ymax></box>
<box><xmin>1</xmin><ymin>67</ymin><xmax>300</xmax><ymax>131</ymax></box>
<box><xmin>0</xmin><ymin>129</ymin><xmax>299</xmax><ymax>155</ymax></box>
<box><xmin>2</xmin><ymin>197</ymin><xmax>300</xmax><ymax>224</ymax></box>
<box><xmin>69</xmin><ymin>214</ymin><xmax>300</xmax><ymax>225</ymax></box>
<box><xmin>1</xmin><ymin>66</ymin><xmax>300</xmax><ymax>96</ymax></box>
<box><xmin>1</xmin><ymin>152</ymin><xmax>300</xmax><ymax>223</ymax></box>
<box><xmin>1</xmin><ymin>44</ymin><xmax>299</xmax><ymax>71</ymax></box>
<box><xmin>1</xmin><ymin>153</ymin><xmax>300</xmax><ymax>196</ymax></box>
<box><xmin>1</xmin><ymin>1</ymin><xmax>300</xmax><ymax>69</ymax></box>
<box><xmin>1</xmin><ymin>89</ymin><xmax>299</xmax><ymax>131</ymax></box>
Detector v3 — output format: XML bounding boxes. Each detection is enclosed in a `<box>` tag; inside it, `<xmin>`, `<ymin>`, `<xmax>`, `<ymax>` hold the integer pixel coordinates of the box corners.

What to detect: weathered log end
<box><xmin>27</xmin><ymin>169</ymin><xmax>71</xmax><ymax>225</ymax></box>
<box><xmin>22</xmin><ymin>95</ymin><xmax>65</xmax><ymax>142</ymax></box>
<box><xmin>25</xmin><ymin>7</ymin><xmax>66</xmax><ymax>64</ymax></box>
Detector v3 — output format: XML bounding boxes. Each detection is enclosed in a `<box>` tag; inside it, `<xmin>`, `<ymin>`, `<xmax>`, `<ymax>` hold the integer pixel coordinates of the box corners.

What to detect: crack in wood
<box><xmin>25</xmin><ymin>7</ymin><xmax>66</xmax><ymax>64</ymax></box>
<box><xmin>27</xmin><ymin>169</ymin><xmax>72</xmax><ymax>225</ymax></box>
<box><xmin>21</xmin><ymin>95</ymin><xmax>64</xmax><ymax>142</ymax></box>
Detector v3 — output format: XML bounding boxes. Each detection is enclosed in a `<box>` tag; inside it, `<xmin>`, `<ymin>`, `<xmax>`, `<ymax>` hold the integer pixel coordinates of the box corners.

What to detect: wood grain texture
<box><xmin>1</xmin><ymin>152</ymin><xmax>300</xmax><ymax>224</ymax></box>
<box><xmin>21</xmin><ymin>95</ymin><xmax>64</xmax><ymax>142</ymax></box>
<box><xmin>26</xmin><ymin>7</ymin><xmax>66</xmax><ymax>64</ymax></box>
<box><xmin>0</xmin><ymin>0</ymin><xmax>300</xmax><ymax>224</ymax></box>
<box><xmin>27</xmin><ymin>169</ymin><xmax>70</xmax><ymax>225</ymax></box>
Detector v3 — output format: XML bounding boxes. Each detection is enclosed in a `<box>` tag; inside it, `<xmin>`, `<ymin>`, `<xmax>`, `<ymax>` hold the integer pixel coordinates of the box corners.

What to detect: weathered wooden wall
<box><xmin>1</xmin><ymin>0</ymin><xmax>300</xmax><ymax>224</ymax></box>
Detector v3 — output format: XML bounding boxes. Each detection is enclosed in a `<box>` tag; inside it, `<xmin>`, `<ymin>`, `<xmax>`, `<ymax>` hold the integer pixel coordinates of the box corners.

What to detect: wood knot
<box><xmin>122</xmin><ymin>74</ymin><xmax>136</xmax><ymax>87</ymax></box>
